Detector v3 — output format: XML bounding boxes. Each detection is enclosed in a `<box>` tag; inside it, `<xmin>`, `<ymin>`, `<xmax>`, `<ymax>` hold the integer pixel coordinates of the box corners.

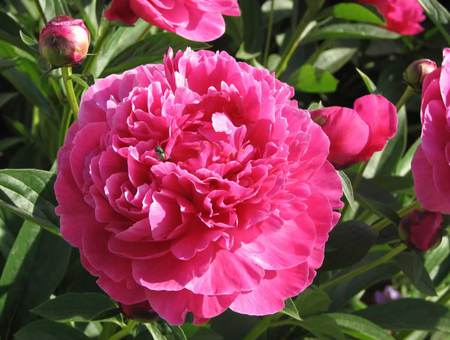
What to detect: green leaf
<box><xmin>339</xmin><ymin>171</ymin><xmax>357</xmax><ymax>212</ymax></box>
<box><xmin>19</xmin><ymin>30</ymin><xmax>37</xmax><ymax>47</ymax></box>
<box><xmin>15</xmin><ymin>319</ymin><xmax>88</xmax><ymax>340</ymax></box>
<box><xmin>313</xmin><ymin>47</ymin><xmax>357</xmax><ymax>74</ymax></box>
<box><xmin>301</xmin><ymin>315</ymin><xmax>345</xmax><ymax>340</ymax></box>
<box><xmin>296</xmin><ymin>286</ymin><xmax>331</xmax><ymax>317</ymax></box>
<box><xmin>418</xmin><ymin>0</ymin><xmax>450</xmax><ymax>25</ymax></box>
<box><xmin>356</xmin><ymin>68</ymin><xmax>377</xmax><ymax>93</ymax></box>
<box><xmin>396</xmin><ymin>138</ymin><xmax>420</xmax><ymax>176</ymax></box>
<box><xmin>0</xmin><ymin>169</ymin><xmax>59</xmax><ymax>234</ymax></box>
<box><xmin>396</xmin><ymin>252</ymin><xmax>437</xmax><ymax>296</ymax></box>
<box><xmin>32</xmin><ymin>293</ymin><xmax>118</xmax><ymax>322</ymax></box>
<box><xmin>355</xmin><ymin>299</ymin><xmax>450</xmax><ymax>332</ymax></box>
<box><xmin>327</xmin><ymin>313</ymin><xmax>395</xmax><ymax>340</ymax></box>
<box><xmin>146</xmin><ymin>321</ymin><xmax>187</xmax><ymax>340</ymax></box>
<box><xmin>0</xmin><ymin>221</ymin><xmax>71</xmax><ymax>339</ymax></box>
<box><xmin>329</xmin><ymin>3</ymin><xmax>384</xmax><ymax>25</ymax></box>
<box><xmin>323</xmin><ymin>221</ymin><xmax>378</xmax><ymax>270</ymax></box>
<box><xmin>306</xmin><ymin>23</ymin><xmax>400</xmax><ymax>42</ymax></box>
<box><xmin>281</xmin><ymin>298</ymin><xmax>302</xmax><ymax>321</ymax></box>
<box><xmin>376</xmin><ymin>107</ymin><xmax>408</xmax><ymax>176</ymax></box>
<box><xmin>104</xmin><ymin>32</ymin><xmax>209</xmax><ymax>75</ymax></box>
<box><xmin>289</xmin><ymin>64</ymin><xmax>339</xmax><ymax>93</ymax></box>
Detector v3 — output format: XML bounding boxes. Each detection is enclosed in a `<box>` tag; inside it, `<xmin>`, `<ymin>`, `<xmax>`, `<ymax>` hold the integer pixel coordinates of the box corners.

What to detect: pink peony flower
<box><xmin>412</xmin><ymin>49</ymin><xmax>450</xmax><ymax>213</ymax></box>
<box><xmin>311</xmin><ymin>94</ymin><xmax>398</xmax><ymax>169</ymax></box>
<box><xmin>104</xmin><ymin>0</ymin><xmax>240</xmax><ymax>42</ymax></box>
<box><xmin>358</xmin><ymin>0</ymin><xmax>425</xmax><ymax>35</ymax></box>
<box><xmin>39</xmin><ymin>16</ymin><xmax>90</xmax><ymax>67</ymax></box>
<box><xmin>400</xmin><ymin>210</ymin><xmax>443</xmax><ymax>251</ymax></box>
<box><xmin>55</xmin><ymin>49</ymin><xmax>343</xmax><ymax>325</ymax></box>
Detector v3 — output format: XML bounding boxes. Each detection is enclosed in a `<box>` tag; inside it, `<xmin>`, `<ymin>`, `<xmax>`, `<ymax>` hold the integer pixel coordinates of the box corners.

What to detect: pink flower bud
<box><xmin>404</xmin><ymin>59</ymin><xmax>438</xmax><ymax>90</ymax></box>
<box><xmin>311</xmin><ymin>94</ymin><xmax>398</xmax><ymax>169</ymax></box>
<box><xmin>39</xmin><ymin>16</ymin><xmax>90</xmax><ymax>67</ymax></box>
<box><xmin>400</xmin><ymin>209</ymin><xmax>443</xmax><ymax>251</ymax></box>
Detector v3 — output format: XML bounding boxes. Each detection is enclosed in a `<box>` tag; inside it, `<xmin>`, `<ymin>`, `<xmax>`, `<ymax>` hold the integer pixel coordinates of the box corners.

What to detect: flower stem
<box><xmin>109</xmin><ymin>320</ymin><xmax>138</xmax><ymax>340</ymax></box>
<box><xmin>263</xmin><ymin>0</ymin><xmax>275</xmax><ymax>67</ymax></box>
<box><xmin>275</xmin><ymin>1</ymin><xmax>324</xmax><ymax>77</ymax></box>
<box><xmin>61</xmin><ymin>66</ymin><xmax>79</xmax><ymax>119</ymax></box>
<box><xmin>396</xmin><ymin>85</ymin><xmax>415</xmax><ymax>111</ymax></box>
<box><xmin>320</xmin><ymin>243</ymin><xmax>407</xmax><ymax>290</ymax></box>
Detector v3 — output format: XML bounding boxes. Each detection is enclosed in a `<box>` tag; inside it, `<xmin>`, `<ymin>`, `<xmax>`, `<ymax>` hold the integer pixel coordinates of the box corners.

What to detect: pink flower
<box><xmin>358</xmin><ymin>0</ymin><xmax>425</xmax><ymax>35</ymax></box>
<box><xmin>39</xmin><ymin>16</ymin><xmax>90</xmax><ymax>66</ymax></box>
<box><xmin>311</xmin><ymin>94</ymin><xmax>398</xmax><ymax>169</ymax></box>
<box><xmin>412</xmin><ymin>49</ymin><xmax>450</xmax><ymax>213</ymax></box>
<box><xmin>374</xmin><ymin>286</ymin><xmax>402</xmax><ymax>304</ymax></box>
<box><xmin>104</xmin><ymin>0</ymin><xmax>240</xmax><ymax>42</ymax></box>
<box><xmin>400</xmin><ymin>210</ymin><xmax>443</xmax><ymax>251</ymax></box>
<box><xmin>55</xmin><ymin>49</ymin><xmax>343</xmax><ymax>325</ymax></box>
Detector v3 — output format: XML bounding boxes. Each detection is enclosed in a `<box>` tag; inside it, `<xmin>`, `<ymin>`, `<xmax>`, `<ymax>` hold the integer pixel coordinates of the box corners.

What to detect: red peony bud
<box><xmin>403</xmin><ymin>59</ymin><xmax>438</xmax><ymax>90</ymax></box>
<box><xmin>400</xmin><ymin>209</ymin><xmax>443</xmax><ymax>251</ymax></box>
<box><xmin>39</xmin><ymin>16</ymin><xmax>90</xmax><ymax>67</ymax></box>
<box><xmin>119</xmin><ymin>301</ymin><xmax>158</xmax><ymax>322</ymax></box>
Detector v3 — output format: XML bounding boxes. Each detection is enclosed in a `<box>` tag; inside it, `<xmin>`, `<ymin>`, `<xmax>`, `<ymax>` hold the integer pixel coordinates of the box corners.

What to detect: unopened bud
<box><xmin>39</xmin><ymin>16</ymin><xmax>90</xmax><ymax>67</ymax></box>
<box><xmin>400</xmin><ymin>209</ymin><xmax>443</xmax><ymax>251</ymax></box>
<box><xmin>403</xmin><ymin>59</ymin><xmax>437</xmax><ymax>90</ymax></box>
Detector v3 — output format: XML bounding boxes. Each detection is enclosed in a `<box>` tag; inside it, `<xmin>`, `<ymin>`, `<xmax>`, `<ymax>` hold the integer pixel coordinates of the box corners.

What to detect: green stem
<box><xmin>320</xmin><ymin>243</ymin><xmax>407</xmax><ymax>290</ymax></box>
<box><xmin>109</xmin><ymin>320</ymin><xmax>137</xmax><ymax>340</ymax></box>
<box><xmin>275</xmin><ymin>1</ymin><xmax>324</xmax><ymax>77</ymax></box>
<box><xmin>263</xmin><ymin>0</ymin><xmax>275</xmax><ymax>67</ymax></box>
<box><xmin>61</xmin><ymin>66</ymin><xmax>79</xmax><ymax>119</ymax></box>
<box><xmin>396</xmin><ymin>85</ymin><xmax>415</xmax><ymax>111</ymax></box>
<box><xmin>372</xmin><ymin>200</ymin><xmax>420</xmax><ymax>232</ymax></box>
<box><xmin>33</xmin><ymin>0</ymin><xmax>47</xmax><ymax>24</ymax></box>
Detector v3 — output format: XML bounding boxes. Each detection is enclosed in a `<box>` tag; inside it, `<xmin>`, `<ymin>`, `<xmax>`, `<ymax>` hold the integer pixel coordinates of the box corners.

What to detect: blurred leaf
<box><xmin>289</xmin><ymin>64</ymin><xmax>339</xmax><ymax>93</ymax></box>
<box><xmin>418</xmin><ymin>0</ymin><xmax>450</xmax><ymax>25</ymax></box>
<box><xmin>301</xmin><ymin>315</ymin><xmax>345</xmax><ymax>340</ymax></box>
<box><xmin>376</xmin><ymin>107</ymin><xmax>408</xmax><ymax>175</ymax></box>
<box><xmin>238</xmin><ymin>0</ymin><xmax>264</xmax><ymax>58</ymax></box>
<box><xmin>281</xmin><ymin>298</ymin><xmax>302</xmax><ymax>321</ymax></box>
<box><xmin>15</xmin><ymin>319</ymin><xmax>88</xmax><ymax>340</ymax></box>
<box><xmin>396</xmin><ymin>252</ymin><xmax>437</xmax><ymax>296</ymax></box>
<box><xmin>0</xmin><ymin>137</ymin><xmax>24</xmax><ymax>153</ymax></box>
<box><xmin>356</xmin><ymin>68</ymin><xmax>377</xmax><ymax>93</ymax></box>
<box><xmin>314</xmin><ymin>47</ymin><xmax>357</xmax><ymax>73</ymax></box>
<box><xmin>19</xmin><ymin>30</ymin><xmax>37</xmax><ymax>47</ymax></box>
<box><xmin>296</xmin><ymin>286</ymin><xmax>331</xmax><ymax>317</ymax></box>
<box><xmin>396</xmin><ymin>139</ymin><xmax>420</xmax><ymax>176</ymax></box>
<box><xmin>0</xmin><ymin>92</ymin><xmax>17</xmax><ymax>108</ymax></box>
<box><xmin>32</xmin><ymin>293</ymin><xmax>118</xmax><ymax>322</ymax></box>
<box><xmin>306</xmin><ymin>23</ymin><xmax>400</xmax><ymax>42</ymax></box>
<box><xmin>355</xmin><ymin>299</ymin><xmax>450</xmax><ymax>332</ymax></box>
<box><xmin>0</xmin><ymin>221</ymin><xmax>71</xmax><ymax>339</ymax></box>
<box><xmin>323</xmin><ymin>221</ymin><xmax>378</xmax><ymax>270</ymax></box>
<box><xmin>339</xmin><ymin>171</ymin><xmax>357</xmax><ymax>212</ymax></box>
<box><xmin>328</xmin><ymin>3</ymin><xmax>384</xmax><ymax>25</ymax></box>
<box><xmin>0</xmin><ymin>12</ymin><xmax>33</xmax><ymax>54</ymax></box>
<box><xmin>0</xmin><ymin>169</ymin><xmax>59</xmax><ymax>233</ymax></box>
<box><xmin>146</xmin><ymin>322</ymin><xmax>187</xmax><ymax>340</ymax></box>
<box><xmin>327</xmin><ymin>313</ymin><xmax>395</xmax><ymax>340</ymax></box>
<box><xmin>105</xmin><ymin>32</ymin><xmax>209</xmax><ymax>75</ymax></box>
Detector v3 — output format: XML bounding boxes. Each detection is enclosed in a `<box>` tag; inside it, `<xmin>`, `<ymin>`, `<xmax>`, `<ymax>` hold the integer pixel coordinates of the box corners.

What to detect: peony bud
<box><xmin>400</xmin><ymin>209</ymin><xmax>443</xmax><ymax>251</ymax></box>
<box><xmin>119</xmin><ymin>301</ymin><xmax>158</xmax><ymax>322</ymax></box>
<box><xmin>403</xmin><ymin>59</ymin><xmax>438</xmax><ymax>90</ymax></box>
<box><xmin>39</xmin><ymin>16</ymin><xmax>90</xmax><ymax>67</ymax></box>
<box><xmin>374</xmin><ymin>286</ymin><xmax>402</xmax><ymax>304</ymax></box>
<box><xmin>311</xmin><ymin>94</ymin><xmax>397</xmax><ymax>169</ymax></box>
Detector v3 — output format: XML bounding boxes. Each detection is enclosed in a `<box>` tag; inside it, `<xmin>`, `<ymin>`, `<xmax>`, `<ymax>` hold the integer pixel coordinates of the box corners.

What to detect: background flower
<box><xmin>104</xmin><ymin>0</ymin><xmax>240</xmax><ymax>42</ymax></box>
<box><xmin>412</xmin><ymin>49</ymin><xmax>450</xmax><ymax>213</ymax></box>
<box><xmin>55</xmin><ymin>49</ymin><xmax>342</xmax><ymax>324</ymax></box>
<box><xmin>400</xmin><ymin>210</ymin><xmax>443</xmax><ymax>251</ymax></box>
